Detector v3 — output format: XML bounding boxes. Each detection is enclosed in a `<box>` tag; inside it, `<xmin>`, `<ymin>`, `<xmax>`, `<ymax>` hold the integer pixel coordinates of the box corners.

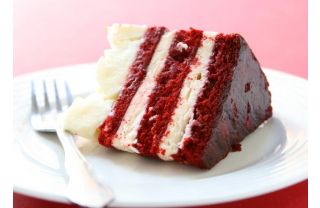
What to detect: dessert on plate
<box><xmin>64</xmin><ymin>24</ymin><xmax>272</xmax><ymax>169</ymax></box>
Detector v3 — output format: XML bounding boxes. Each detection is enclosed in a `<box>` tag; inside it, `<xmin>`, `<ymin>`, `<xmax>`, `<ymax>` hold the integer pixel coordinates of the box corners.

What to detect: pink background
<box><xmin>14</xmin><ymin>0</ymin><xmax>308</xmax><ymax>207</ymax></box>
<box><xmin>14</xmin><ymin>0</ymin><xmax>307</xmax><ymax>78</ymax></box>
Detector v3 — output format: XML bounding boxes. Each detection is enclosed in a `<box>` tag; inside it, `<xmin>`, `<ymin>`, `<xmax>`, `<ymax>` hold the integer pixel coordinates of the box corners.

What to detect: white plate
<box><xmin>13</xmin><ymin>63</ymin><xmax>307</xmax><ymax>207</ymax></box>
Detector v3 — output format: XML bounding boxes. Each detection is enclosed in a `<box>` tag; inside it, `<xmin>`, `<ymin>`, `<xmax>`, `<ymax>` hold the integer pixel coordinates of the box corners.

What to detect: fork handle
<box><xmin>56</xmin><ymin>117</ymin><xmax>114</xmax><ymax>207</ymax></box>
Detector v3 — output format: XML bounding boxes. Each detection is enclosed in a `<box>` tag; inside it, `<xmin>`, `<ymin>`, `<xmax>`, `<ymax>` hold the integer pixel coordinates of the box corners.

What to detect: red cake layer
<box><xmin>133</xmin><ymin>29</ymin><xmax>203</xmax><ymax>157</ymax></box>
<box><xmin>173</xmin><ymin>34</ymin><xmax>272</xmax><ymax>168</ymax></box>
<box><xmin>98</xmin><ymin>27</ymin><xmax>166</xmax><ymax>147</ymax></box>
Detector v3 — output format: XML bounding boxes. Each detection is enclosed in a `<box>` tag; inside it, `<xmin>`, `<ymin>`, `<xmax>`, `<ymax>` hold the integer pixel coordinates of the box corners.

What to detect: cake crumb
<box><xmin>176</xmin><ymin>42</ymin><xmax>188</xmax><ymax>51</ymax></box>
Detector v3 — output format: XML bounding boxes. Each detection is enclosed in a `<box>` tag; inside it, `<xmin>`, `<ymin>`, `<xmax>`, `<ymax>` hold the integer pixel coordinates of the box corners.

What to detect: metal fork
<box><xmin>30</xmin><ymin>80</ymin><xmax>114</xmax><ymax>208</ymax></box>
<box><xmin>30</xmin><ymin>80</ymin><xmax>72</xmax><ymax>132</ymax></box>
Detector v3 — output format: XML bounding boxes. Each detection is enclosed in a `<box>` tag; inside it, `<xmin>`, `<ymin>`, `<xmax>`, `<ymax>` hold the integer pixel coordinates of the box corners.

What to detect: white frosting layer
<box><xmin>112</xmin><ymin>31</ymin><xmax>175</xmax><ymax>153</ymax></box>
<box><xmin>63</xmin><ymin>93</ymin><xmax>113</xmax><ymax>140</ymax></box>
<box><xmin>96</xmin><ymin>24</ymin><xmax>147</xmax><ymax>99</ymax></box>
<box><xmin>107</xmin><ymin>24</ymin><xmax>148</xmax><ymax>49</ymax></box>
<box><xmin>63</xmin><ymin>24</ymin><xmax>147</xmax><ymax>138</ymax></box>
<box><xmin>158</xmin><ymin>33</ymin><xmax>216</xmax><ymax>160</ymax></box>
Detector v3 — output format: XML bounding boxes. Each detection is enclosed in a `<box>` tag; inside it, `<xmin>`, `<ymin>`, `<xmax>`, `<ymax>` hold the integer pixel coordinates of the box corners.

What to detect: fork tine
<box><xmin>53</xmin><ymin>79</ymin><xmax>62</xmax><ymax>112</ymax></box>
<box><xmin>31</xmin><ymin>80</ymin><xmax>39</xmax><ymax>113</ymax></box>
<box><xmin>43</xmin><ymin>80</ymin><xmax>50</xmax><ymax>111</ymax></box>
<box><xmin>64</xmin><ymin>80</ymin><xmax>73</xmax><ymax>106</ymax></box>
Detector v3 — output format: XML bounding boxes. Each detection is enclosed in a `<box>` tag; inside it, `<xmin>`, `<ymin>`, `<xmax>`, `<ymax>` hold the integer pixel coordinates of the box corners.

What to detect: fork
<box><xmin>30</xmin><ymin>80</ymin><xmax>114</xmax><ymax>208</ymax></box>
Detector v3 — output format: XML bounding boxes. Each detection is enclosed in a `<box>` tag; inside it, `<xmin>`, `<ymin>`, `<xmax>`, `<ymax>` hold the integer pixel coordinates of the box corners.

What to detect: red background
<box><xmin>13</xmin><ymin>0</ymin><xmax>308</xmax><ymax>207</ymax></box>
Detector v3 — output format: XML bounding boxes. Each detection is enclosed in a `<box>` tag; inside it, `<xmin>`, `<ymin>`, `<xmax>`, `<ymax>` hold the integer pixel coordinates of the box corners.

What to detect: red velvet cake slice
<box><xmin>65</xmin><ymin>24</ymin><xmax>272</xmax><ymax>169</ymax></box>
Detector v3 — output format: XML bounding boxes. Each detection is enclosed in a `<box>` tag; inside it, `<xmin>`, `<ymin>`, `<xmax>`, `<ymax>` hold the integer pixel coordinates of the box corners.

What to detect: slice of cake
<box><xmin>64</xmin><ymin>24</ymin><xmax>272</xmax><ymax>169</ymax></box>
